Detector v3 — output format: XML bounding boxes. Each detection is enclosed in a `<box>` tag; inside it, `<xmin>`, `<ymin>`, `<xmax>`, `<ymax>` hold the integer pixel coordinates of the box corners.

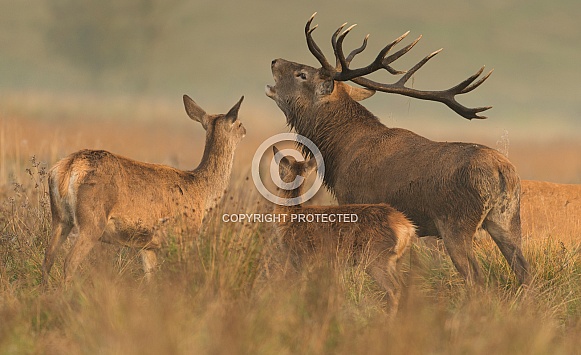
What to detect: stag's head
<box><xmin>183</xmin><ymin>95</ymin><xmax>246</xmax><ymax>145</ymax></box>
<box><xmin>266</xmin><ymin>58</ymin><xmax>375</xmax><ymax>120</ymax></box>
<box><xmin>266</xmin><ymin>13</ymin><xmax>493</xmax><ymax>121</ymax></box>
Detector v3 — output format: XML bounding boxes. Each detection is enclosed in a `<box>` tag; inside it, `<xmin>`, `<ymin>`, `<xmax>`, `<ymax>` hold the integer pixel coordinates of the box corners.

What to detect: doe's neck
<box><xmin>192</xmin><ymin>132</ymin><xmax>238</xmax><ymax>207</ymax></box>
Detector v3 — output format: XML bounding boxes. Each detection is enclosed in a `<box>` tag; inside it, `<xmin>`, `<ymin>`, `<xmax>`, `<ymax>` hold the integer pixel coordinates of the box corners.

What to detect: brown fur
<box><xmin>266</xmin><ymin>58</ymin><xmax>530</xmax><ymax>285</ymax></box>
<box><xmin>273</xmin><ymin>147</ymin><xmax>415</xmax><ymax>316</ymax></box>
<box><xmin>42</xmin><ymin>96</ymin><xmax>246</xmax><ymax>285</ymax></box>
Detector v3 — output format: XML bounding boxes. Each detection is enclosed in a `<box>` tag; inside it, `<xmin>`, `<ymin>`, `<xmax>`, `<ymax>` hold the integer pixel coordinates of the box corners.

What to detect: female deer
<box><xmin>273</xmin><ymin>146</ymin><xmax>415</xmax><ymax>315</ymax></box>
<box><xmin>42</xmin><ymin>96</ymin><xmax>246</xmax><ymax>284</ymax></box>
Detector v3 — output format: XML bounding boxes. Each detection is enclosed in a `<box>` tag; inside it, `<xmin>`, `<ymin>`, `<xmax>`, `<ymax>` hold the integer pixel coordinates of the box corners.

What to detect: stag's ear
<box><xmin>316</xmin><ymin>79</ymin><xmax>335</xmax><ymax>97</ymax></box>
<box><xmin>345</xmin><ymin>84</ymin><xmax>376</xmax><ymax>101</ymax></box>
<box><xmin>183</xmin><ymin>95</ymin><xmax>209</xmax><ymax>129</ymax></box>
<box><xmin>303</xmin><ymin>157</ymin><xmax>318</xmax><ymax>177</ymax></box>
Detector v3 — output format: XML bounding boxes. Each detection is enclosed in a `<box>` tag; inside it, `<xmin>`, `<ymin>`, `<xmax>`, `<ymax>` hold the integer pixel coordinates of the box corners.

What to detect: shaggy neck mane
<box><xmin>285</xmin><ymin>92</ymin><xmax>384</xmax><ymax>192</ymax></box>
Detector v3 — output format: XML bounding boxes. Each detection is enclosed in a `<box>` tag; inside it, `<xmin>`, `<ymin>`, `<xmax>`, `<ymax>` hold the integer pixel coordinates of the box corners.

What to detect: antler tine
<box><xmin>460</xmin><ymin>67</ymin><xmax>494</xmax><ymax>94</ymax></box>
<box><xmin>351</xmin><ymin>72</ymin><xmax>493</xmax><ymax>119</ymax></box>
<box><xmin>333</xmin><ymin>29</ymin><xmax>413</xmax><ymax>81</ymax></box>
<box><xmin>447</xmin><ymin>103</ymin><xmax>492</xmax><ymax>119</ymax></box>
<box><xmin>305</xmin><ymin>13</ymin><xmax>334</xmax><ymax>72</ymax></box>
<box><xmin>446</xmin><ymin>65</ymin><xmax>485</xmax><ymax>94</ymax></box>
<box><xmin>331</xmin><ymin>22</ymin><xmax>348</xmax><ymax>69</ymax></box>
<box><xmin>345</xmin><ymin>34</ymin><xmax>369</xmax><ymax>66</ymax></box>
<box><xmin>369</xmin><ymin>31</ymin><xmax>411</xmax><ymax>75</ymax></box>
<box><xmin>444</xmin><ymin>99</ymin><xmax>492</xmax><ymax>120</ymax></box>
<box><xmin>350</xmin><ymin>48</ymin><xmax>494</xmax><ymax>119</ymax></box>
<box><xmin>331</xmin><ymin>23</ymin><xmax>348</xmax><ymax>49</ymax></box>
<box><xmin>334</xmin><ymin>24</ymin><xmax>358</xmax><ymax>74</ymax></box>
<box><xmin>397</xmin><ymin>48</ymin><xmax>443</xmax><ymax>86</ymax></box>
<box><xmin>382</xmin><ymin>33</ymin><xmax>421</xmax><ymax>75</ymax></box>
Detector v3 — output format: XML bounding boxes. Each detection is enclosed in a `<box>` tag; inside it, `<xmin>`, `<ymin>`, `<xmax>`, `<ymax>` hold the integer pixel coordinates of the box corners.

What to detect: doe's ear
<box><xmin>183</xmin><ymin>95</ymin><xmax>209</xmax><ymax>129</ymax></box>
<box><xmin>226</xmin><ymin>96</ymin><xmax>244</xmax><ymax>123</ymax></box>
<box><xmin>346</xmin><ymin>84</ymin><xmax>376</xmax><ymax>101</ymax></box>
<box><xmin>272</xmin><ymin>146</ymin><xmax>291</xmax><ymax>169</ymax></box>
<box><xmin>303</xmin><ymin>157</ymin><xmax>318</xmax><ymax>177</ymax></box>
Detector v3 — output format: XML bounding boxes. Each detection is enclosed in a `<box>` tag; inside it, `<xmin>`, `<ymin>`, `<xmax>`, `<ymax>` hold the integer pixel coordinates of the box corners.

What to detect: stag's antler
<box><xmin>305</xmin><ymin>13</ymin><xmax>493</xmax><ymax>119</ymax></box>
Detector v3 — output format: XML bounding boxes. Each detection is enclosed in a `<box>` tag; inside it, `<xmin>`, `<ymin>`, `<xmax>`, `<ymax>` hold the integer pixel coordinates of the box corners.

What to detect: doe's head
<box><xmin>183</xmin><ymin>95</ymin><xmax>246</xmax><ymax>144</ymax></box>
<box><xmin>273</xmin><ymin>146</ymin><xmax>317</xmax><ymax>184</ymax></box>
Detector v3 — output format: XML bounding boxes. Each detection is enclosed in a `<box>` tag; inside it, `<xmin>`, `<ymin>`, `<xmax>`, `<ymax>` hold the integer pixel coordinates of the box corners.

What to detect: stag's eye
<box><xmin>296</xmin><ymin>72</ymin><xmax>307</xmax><ymax>80</ymax></box>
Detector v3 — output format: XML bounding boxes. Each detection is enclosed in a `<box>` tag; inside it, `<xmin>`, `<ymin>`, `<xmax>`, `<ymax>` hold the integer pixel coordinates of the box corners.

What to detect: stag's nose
<box><xmin>271</xmin><ymin>59</ymin><xmax>278</xmax><ymax>68</ymax></box>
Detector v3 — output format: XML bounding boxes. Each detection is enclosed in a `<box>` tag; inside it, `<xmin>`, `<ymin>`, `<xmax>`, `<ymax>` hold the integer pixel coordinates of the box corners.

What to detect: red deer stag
<box><xmin>265</xmin><ymin>13</ymin><xmax>529</xmax><ymax>285</ymax></box>
<box><xmin>42</xmin><ymin>96</ymin><xmax>246</xmax><ymax>285</ymax></box>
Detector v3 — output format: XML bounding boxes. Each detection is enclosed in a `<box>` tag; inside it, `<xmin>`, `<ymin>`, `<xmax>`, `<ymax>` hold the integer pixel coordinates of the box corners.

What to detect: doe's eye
<box><xmin>296</xmin><ymin>72</ymin><xmax>307</xmax><ymax>80</ymax></box>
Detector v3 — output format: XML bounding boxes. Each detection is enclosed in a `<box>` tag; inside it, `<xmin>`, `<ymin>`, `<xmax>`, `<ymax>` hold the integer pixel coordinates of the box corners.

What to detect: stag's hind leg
<box><xmin>483</xmin><ymin>203</ymin><xmax>530</xmax><ymax>285</ymax></box>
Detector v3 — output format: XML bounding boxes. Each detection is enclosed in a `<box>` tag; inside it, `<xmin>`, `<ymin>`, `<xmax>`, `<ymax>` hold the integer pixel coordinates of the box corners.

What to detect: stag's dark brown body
<box><xmin>266</xmin><ymin>14</ymin><xmax>530</xmax><ymax>285</ymax></box>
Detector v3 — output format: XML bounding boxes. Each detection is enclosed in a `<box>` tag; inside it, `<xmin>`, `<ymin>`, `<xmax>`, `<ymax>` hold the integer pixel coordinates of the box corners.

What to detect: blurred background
<box><xmin>0</xmin><ymin>0</ymin><xmax>580</xmax><ymax>186</ymax></box>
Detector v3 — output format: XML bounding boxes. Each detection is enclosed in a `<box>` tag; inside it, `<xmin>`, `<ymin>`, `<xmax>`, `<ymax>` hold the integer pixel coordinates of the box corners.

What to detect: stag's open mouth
<box><xmin>267</xmin><ymin>59</ymin><xmax>282</xmax><ymax>99</ymax></box>
<box><xmin>265</xmin><ymin>84</ymin><xmax>276</xmax><ymax>98</ymax></box>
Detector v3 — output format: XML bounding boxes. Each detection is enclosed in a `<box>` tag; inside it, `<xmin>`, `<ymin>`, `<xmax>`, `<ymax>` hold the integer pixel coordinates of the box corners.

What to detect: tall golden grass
<box><xmin>1</xmin><ymin>92</ymin><xmax>581</xmax><ymax>354</ymax></box>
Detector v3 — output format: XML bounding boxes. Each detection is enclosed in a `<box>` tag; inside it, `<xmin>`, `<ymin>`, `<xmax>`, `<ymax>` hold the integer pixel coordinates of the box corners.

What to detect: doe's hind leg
<box><xmin>42</xmin><ymin>221</ymin><xmax>74</xmax><ymax>286</ymax></box>
<box><xmin>63</xmin><ymin>214</ymin><xmax>107</xmax><ymax>284</ymax></box>
<box><xmin>140</xmin><ymin>249</ymin><xmax>158</xmax><ymax>282</ymax></box>
<box><xmin>367</xmin><ymin>253</ymin><xmax>403</xmax><ymax>320</ymax></box>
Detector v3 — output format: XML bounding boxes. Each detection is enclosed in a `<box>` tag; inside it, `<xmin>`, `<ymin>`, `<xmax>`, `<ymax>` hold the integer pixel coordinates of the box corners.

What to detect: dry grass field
<box><xmin>1</xmin><ymin>93</ymin><xmax>581</xmax><ymax>354</ymax></box>
<box><xmin>1</xmin><ymin>0</ymin><xmax>581</xmax><ymax>353</ymax></box>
